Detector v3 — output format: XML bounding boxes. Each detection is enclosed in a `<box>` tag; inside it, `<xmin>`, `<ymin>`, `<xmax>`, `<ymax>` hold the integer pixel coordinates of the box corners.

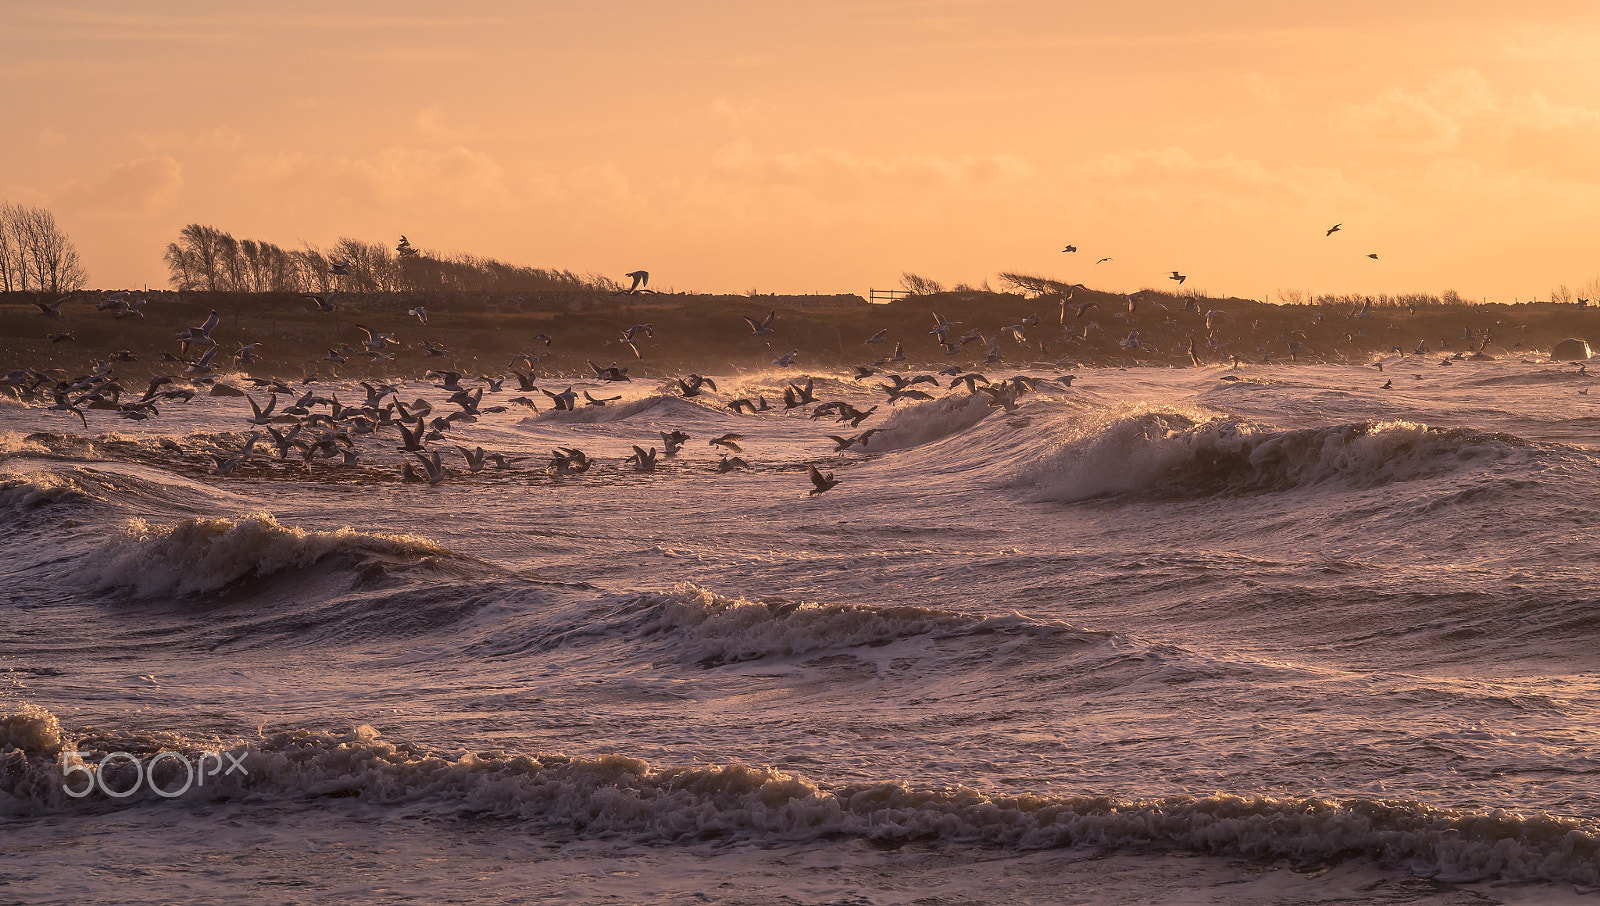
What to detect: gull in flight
<box><xmin>304</xmin><ymin>290</ymin><xmax>338</xmax><ymax>312</ymax></box>
<box><xmin>806</xmin><ymin>464</ymin><xmax>839</xmax><ymax>496</ymax></box>
<box><xmin>412</xmin><ymin>450</ymin><xmax>448</xmax><ymax>484</ymax></box>
<box><xmin>34</xmin><ymin>295</ymin><xmax>72</xmax><ymax>317</ymax></box>
<box><xmin>772</xmin><ymin>349</ymin><xmax>799</xmax><ymax>367</ymax></box>
<box><xmin>409</xmin><ymin>306</ymin><xmax>428</xmax><ymax>324</ymax></box>
<box><xmin>176</xmin><ymin>310</ymin><xmax>220</xmax><ymax>353</ymax></box>
<box><xmin>624</xmin><ymin>270</ymin><xmax>649</xmax><ymax>293</ymax></box>
<box><xmin>1326</xmin><ymin>223</ymin><xmax>1342</xmax><ymax>236</ymax></box>
<box><xmin>625</xmin><ymin>445</ymin><xmax>659</xmax><ymax>472</ymax></box>
<box><xmin>743</xmin><ymin>310</ymin><xmax>776</xmax><ymax>336</ymax></box>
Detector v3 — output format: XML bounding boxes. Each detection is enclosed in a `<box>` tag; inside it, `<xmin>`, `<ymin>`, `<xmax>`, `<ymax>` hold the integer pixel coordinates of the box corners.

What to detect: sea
<box><xmin>1</xmin><ymin>359</ymin><xmax>1597</xmax><ymax>904</ymax></box>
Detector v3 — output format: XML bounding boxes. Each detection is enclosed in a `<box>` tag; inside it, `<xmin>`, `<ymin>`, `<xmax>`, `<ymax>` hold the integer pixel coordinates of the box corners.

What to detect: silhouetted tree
<box><xmin>900</xmin><ymin>272</ymin><xmax>945</xmax><ymax>296</ymax></box>
<box><xmin>164</xmin><ymin>224</ymin><xmax>236</xmax><ymax>290</ymax></box>
<box><xmin>1</xmin><ymin>203</ymin><xmax>86</xmax><ymax>293</ymax></box>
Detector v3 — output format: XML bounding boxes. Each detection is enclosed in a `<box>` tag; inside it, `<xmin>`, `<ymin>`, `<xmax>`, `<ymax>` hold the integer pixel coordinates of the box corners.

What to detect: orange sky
<box><xmin>5</xmin><ymin>1</ymin><xmax>1600</xmax><ymax>300</ymax></box>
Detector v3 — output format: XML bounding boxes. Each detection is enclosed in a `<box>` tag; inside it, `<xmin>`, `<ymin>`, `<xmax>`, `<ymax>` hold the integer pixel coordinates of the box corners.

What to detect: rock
<box><xmin>1551</xmin><ymin>338</ymin><xmax>1592</xmax><ymax>361</ymax></box>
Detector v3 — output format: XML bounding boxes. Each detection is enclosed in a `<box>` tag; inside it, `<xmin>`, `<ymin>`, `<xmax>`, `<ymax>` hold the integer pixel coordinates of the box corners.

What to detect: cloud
<box><xmin>241</xmin><ymin>144</ymin><xmax>511</xmax><ymax>212</ymax></box>
<box><xmin>1344</xmin><ymin>87</ymin><xmax>1462</xmax><ymax>154</ymax></box>
<box><xmin>56</xmin><ymin>156</ymin><xmax>184</xmax><ymax>219</ymax></box>
<box><xmin>710</xmin><ymin>138</ymin><xmax>1033</xmax><ymax>194</ymax></box>
<box><xmin>1085</xmin><ymin>146</ymin><xmax>1378</xmax><ymax>217</ymax></box>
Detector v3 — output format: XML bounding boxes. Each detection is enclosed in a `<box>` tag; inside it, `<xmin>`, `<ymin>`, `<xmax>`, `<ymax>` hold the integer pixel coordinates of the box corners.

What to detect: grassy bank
<box><xmin>2</xmin><ymin>287</ymin><xmax>1595</xmax><ymax>385</ymax></box>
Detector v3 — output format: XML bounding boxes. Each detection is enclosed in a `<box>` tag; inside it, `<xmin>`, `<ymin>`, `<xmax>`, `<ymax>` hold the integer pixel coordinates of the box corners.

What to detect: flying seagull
<box><xmin>806</xmin><ymin>464</ymin><xmax>839</xmax><ymax>496</ymax></box>
<box><xmin>743</xmin><ymin>310</ymin><xmax>776</xmax><ymax>336</ymax></box>
<box><xmin>624</xmin><ymin>270</ymin><xmax>649</xmax><ymax>293</ymax></box>
<box><xmin>1326</xmin><ymin>223</ymin><xmax>1342</xmax><ymax>236</ymax></box>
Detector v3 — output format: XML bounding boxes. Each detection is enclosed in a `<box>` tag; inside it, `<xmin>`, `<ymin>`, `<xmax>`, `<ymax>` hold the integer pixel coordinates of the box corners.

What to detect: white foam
<box><xmin>81</xmin><ymin>512</ymin><xmax>454</xmax><ymax>598</ymax></box>
<box><xmin>2</xmin><ymin>711</ymin><xmax>1593</xmax><ymax>886</ymax></box>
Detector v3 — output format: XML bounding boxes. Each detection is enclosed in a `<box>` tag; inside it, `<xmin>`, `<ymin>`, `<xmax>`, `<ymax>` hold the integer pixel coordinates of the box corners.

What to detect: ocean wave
<box><xmin>0</xmin><ymin>470</ymin><xmax>97</xmax><ymax>512</ymax></box>
<box><xmin>1016</xmin><ymin>411</ymin><xmax>1534</xmax><ymax>501</ymax></box>
<box><xmin>3</xmin><ymin>712</ymin><xmax>1594</xmax><ymax>886</ymax></box>
<box><xmin>81</xmin><ymin>512</ymin><xmax>457</xmax><ymax>598</ymax></box>
<box><xmin>868</xmin><ymin>393</ymin><xmax>998</xmax><ymax>451</ymax></box>
<box><xmin>616</xmin><ymin>583</ymin><xmax>1104</xmax><ymax>666</ymax></box>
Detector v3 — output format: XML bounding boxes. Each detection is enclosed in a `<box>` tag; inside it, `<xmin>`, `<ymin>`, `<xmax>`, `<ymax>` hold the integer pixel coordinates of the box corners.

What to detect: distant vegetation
<box><xmin>161</xmin><ymin>225</ymin><xmax>620</xmax><ymax>295</ymax></box>
<box><xmin>0</xmin><ymin>202</ymin><xmax>86</xmax><ymax>294</ymax></box>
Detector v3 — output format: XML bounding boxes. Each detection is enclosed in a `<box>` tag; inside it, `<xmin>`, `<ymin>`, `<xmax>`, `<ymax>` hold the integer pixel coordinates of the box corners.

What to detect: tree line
<box><xmin>162</xmin><ymin>225</ymin><xmax>621</xmax><ymax>294</ymax></box>
<box><xmin>0</xmin><ymin>202</ymin><xmax>87</xmax><ymax>294</ymax></box>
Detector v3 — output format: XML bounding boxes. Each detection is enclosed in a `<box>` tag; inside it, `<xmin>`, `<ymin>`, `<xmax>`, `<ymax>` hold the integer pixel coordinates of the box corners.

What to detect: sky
<box><xmin>4</xmin><ymin>0</ymin><xmax>1600</xmax><ymax>301</ymax></box>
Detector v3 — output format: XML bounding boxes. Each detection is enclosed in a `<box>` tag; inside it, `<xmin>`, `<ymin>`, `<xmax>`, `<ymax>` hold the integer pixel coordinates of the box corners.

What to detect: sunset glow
<box><xmin>7</xmin><ymin>1</ymin><xmax>1600</xmax><ymax>299</ymax></box>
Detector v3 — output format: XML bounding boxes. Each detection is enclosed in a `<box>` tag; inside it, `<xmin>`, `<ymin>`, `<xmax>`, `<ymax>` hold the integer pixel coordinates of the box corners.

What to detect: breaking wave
<box><xmin>81</xmin><ymin>512</ymin><xmax>458</xmax><ymax>598</ymax></box>
<box><xmin>1016</xmin><ymin>412</ymin><xmax>1537</xmax><ymax>501</ymax></box>
<box><xmin>2</xmin><ymin>711</ymin><xmax>1594</xmax><ymax>886</ymax></box>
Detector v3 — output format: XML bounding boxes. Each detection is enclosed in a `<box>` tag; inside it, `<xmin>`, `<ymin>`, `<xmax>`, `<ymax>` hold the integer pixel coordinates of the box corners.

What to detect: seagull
<box><xmin>328</xmin><ymin>259</ymin><xmax>351</xmax><ymax>275</ymax></box>
<box><xmin>675</xmin><ymin>374</ymin><xmax>717</xmax><ymax>397</ymax></box>
<box><xmin>412</xmin><ymin>450</ymin><xmax>448</xmax><ymax>484</ymax></box>
<box><xmin>1367</xmin><ymin>253</ymin><xmax>1379</xmax><ymax>260</ymax></box>
<box><xmin>772</xmin><ymin>349</ymin><xmax>799</xmax><ymax>367</ymax></box>
<box><xmin>33</xmin><ymin>295</ymin><xmax>71</xmax><ymax>317</ymax></box>
<box><xmin>395</xmin><ymin>418</ymin><xmax>427</xmax><ymax>452</ymax></box>
<box><xmin>354</xmin><ymin>324</ymin><xmax>396</xmax><ymax>352</ymax></box>
<box><xmin>743</xmin><ymin>310</ymin><xmax>776</xmax><ymax>336</ymax></box>
<box><xmin>1169</xmin><ymin>271</ymin><xmax>1186</xmax><ymax>284</ymax></box>
<box><xmin>624</xmin><ymin>270</ymin><xmax>649</xmax><ymax>293</ymax></box>
<box><xmin>112</xmin><ymin>298</ymin><xmax>147</xmax><ymax>319</ymax></box>
<box><xmin>806</xmin><ymin>464</ymin><xmax>839</xmax><ymax>496</ymax></box>
<box><xmin>709</xmin><ymin>433</ymin><xmax>743</xmax><ymax>452</ymax></box>
<box><xmin>588</xmin><ymin>360</ymin><xmax>631</xmax><ymax>382</ymax></box>
<box><xmin>1061</xmin><ymin>244</ymin><xmax>1077</xmax><ymax>253</ymax></box>
<box><xmin>408</xmin><ymin>306</ymin><xmax>428</xmax><ymax>324</ymax></box>
<box><xmin>865</xmin><ymin>328</ymin><xmax>889</xmax><ymax>345</ymax></box>
<box><xmin>660</xmin><ymin>429</ymin><xmax>690</xmax><ymax>456</ymax></box>
<box><xmin>245</xmin><ymin>393</ymin><xmax>280</xmax><ymax>425</ymax></box>
<box><xmin>454</xmin><ymin>445</ymin><xmax>488</xmax><ymax>472</ymax></box>
<box><xmin>583</xmin><ymin>391</ymin><xmax>621</xmax><ymax>406</ymax></box>
<box><xmin>542</xmin><ymin>386</ymin><xmax>579</xmax><ymax>410</ymax></box>
<box><xmin>304</xmin><ymin>290</ymin><xmax>338</xmax><ymax>312</ymax></box>
<box><xmin>1095</xmin><ymin>257</ymin><xmax>1113</xmax><ymax>264</ymax></box>
<box><xmin>1326</xmin><ymin>223</ymin><xmax>1342</xmax><ymax>236</ymax></box>
<box><xmin>626</xmin><ymin>445</ymin><xmax>659</xmax><ymax>472</ymax></box>
<box><xmin>176</xmin><ymin>310</ymin><xmax>220</xmax><ymax>352</ymax></box>
<box><xmin>716</xmin><ymin>454</ymin><xmax>750</xmax><ymax>472</ymax></box>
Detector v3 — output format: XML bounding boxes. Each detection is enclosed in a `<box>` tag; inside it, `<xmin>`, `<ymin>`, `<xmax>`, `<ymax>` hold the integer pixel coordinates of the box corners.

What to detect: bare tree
<box><xmin>165</xmin><ymin>224</ymin><xmax>236</xmax><ymax>290</ymax></box>
<box><xmin>5</xmin><ymin>203</ymin><xmax>86</xmax><ymax>293</ymax></box>
<box><xmin>0</xmin><ymin>201</ymin><xmax>23</xmax><ymax>291</ymax></box>
<box><xmin>900</xmin><ymin>272</ymin><xmax>945</xmax><ymax>296</ymax></box>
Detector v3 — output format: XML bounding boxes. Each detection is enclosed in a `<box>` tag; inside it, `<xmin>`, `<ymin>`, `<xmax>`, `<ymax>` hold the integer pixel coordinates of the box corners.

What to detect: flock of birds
<box><xmin>6</xmin><ymin>226</ymin><xmax>1586</xmax><ymax>494</ymax></box>
<box><xmin>5</xmin><ymin>263</ymin><xmax>1092</xmax><ymax>498</ymax></box>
